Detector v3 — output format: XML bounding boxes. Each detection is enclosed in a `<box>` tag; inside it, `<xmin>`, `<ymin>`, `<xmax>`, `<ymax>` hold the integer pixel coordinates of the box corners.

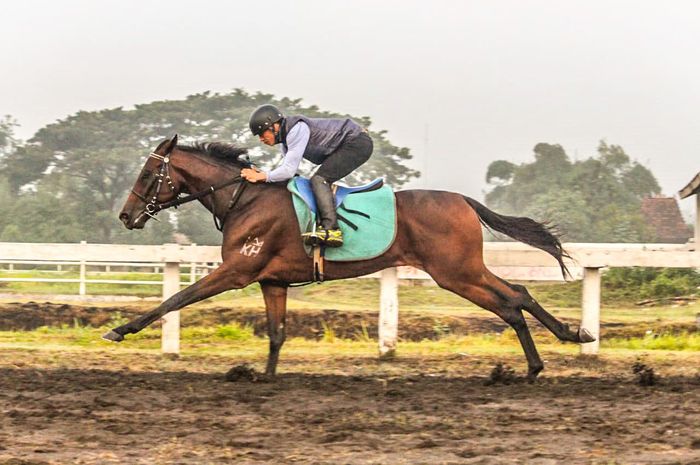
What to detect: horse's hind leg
<box><xmin>499</xmin><ymin>278</ymin><xmax>595</xmax><ymax>343</ymax></box>
<box><xmin>432</xmin><ymin>270</ymin><xmax>546</xmax><ymax>380</ymax></box>
<box><xmin>432</xmin><ymin>268</ymin><xmax>595</xmax><ymax>379</ymax></box>
<box><xmin>260</xmin><ymin>281</ymin><xmax>288</xmax><ymax>376</ymax></box>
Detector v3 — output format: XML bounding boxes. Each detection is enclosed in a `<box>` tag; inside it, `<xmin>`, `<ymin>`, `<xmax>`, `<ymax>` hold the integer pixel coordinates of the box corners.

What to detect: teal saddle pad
<box><xmin>287</xmin><ymin>177</ymin><xmax>397</xmax><ymax>261</ymax></box>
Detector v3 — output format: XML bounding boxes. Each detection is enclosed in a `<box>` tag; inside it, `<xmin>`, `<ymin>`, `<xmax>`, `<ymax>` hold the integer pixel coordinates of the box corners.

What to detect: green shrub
<box><xmin>214</xmin><ymin>324</ymin><xmax>254</xmax><ymax>341</ymax></box>
<box><xmin>603</xmin><ymin>267</ymin><xmax>700</xmax><ymax>300</ymax></box>
<box><xmin>178</xmin><ymin>324</ymin><xmax>254</xmax><ymax>342</ymax></box>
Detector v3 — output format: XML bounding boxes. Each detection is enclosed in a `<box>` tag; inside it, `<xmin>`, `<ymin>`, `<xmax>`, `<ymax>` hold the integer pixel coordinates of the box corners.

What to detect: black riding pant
<box><xmin>315</xmin><ymin>132</ymin><xmax>373</xmax><ymax>183</ymax></box>
<box><xmin>311</xmin><ymin>132</ymin><xmax>373</xmax><ymax>229</ymax></box>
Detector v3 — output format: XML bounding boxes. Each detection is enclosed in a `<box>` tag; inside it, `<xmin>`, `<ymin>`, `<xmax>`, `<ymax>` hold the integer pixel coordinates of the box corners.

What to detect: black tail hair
<box><xmin>464</xmin><ymin>197</ymin><xmax>572</xmax><ymax>279</ymax></box>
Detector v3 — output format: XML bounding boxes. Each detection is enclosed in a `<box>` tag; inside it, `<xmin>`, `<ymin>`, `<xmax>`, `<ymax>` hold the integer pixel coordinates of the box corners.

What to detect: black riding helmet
<box><xmin>249</xmin><ymin>104</ymin><xmax>284</xmax><ymax>136</ymax></box>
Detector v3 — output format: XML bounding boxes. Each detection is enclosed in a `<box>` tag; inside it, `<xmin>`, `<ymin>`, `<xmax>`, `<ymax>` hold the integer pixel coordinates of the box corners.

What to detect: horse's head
<box><xmin>119</xmin><ymin>135</ymin><xmax>182</xmax><ymax>229</ymax></box>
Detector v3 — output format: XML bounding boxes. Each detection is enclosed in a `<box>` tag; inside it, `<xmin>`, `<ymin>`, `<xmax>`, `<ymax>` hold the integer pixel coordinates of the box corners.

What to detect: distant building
<box><xmin>640</xmin><ymin>197</ymin><xmax>692</xmax><ymax>243</ymax></box>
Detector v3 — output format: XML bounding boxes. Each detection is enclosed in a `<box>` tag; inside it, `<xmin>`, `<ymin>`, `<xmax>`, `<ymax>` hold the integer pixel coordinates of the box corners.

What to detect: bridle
<box><xmin>131</xmin><ymin>152</ymin><xmax>177</xmax><ymax>220</ymax></box>
<box><xmin>132</xmin><ymin>151</ymin><xmax>246</xmax><ymax>231</ymax></box>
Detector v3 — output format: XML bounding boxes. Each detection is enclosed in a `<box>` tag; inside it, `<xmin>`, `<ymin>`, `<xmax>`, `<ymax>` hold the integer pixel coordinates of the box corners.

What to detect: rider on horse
<box><xmin>241</xmin><ymin>104</ymin><xmax>373</xmax><ymax>248</ymax></box>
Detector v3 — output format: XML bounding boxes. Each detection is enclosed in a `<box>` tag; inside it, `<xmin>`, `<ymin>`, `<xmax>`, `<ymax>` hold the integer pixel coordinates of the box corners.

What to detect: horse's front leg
<box><xmin>103</xmin><ymin>264</ymin><xmax>246</xmax><ymax>342</ymax></box>
<box><xmin>260</xmin><ymin>281</ymin><xmax>288</xmax><ymax>376</ymax></box>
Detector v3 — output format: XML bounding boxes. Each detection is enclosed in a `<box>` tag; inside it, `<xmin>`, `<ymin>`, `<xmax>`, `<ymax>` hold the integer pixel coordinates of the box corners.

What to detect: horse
<box><xmin>107</xmin><ymin>135</ymin><xmax>594</xmax><ymax>381</ymax></box>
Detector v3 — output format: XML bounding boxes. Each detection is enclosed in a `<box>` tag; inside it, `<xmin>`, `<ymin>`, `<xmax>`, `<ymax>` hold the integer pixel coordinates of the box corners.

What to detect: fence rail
<box><xmin>1</xmin><ymin>241</ymin><xmax>698</xmax><ymax>356</ymax></box>
<box><xmin>0</xmin><ymin>257</ymin><xmax>218</xmax><ymax>289</ymax></box>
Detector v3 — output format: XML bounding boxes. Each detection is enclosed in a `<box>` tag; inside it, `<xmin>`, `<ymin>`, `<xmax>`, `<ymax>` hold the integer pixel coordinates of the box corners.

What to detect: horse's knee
<box><xmin>500</xmin><ymin>310</ymin><xmax>527</xmax><ymax>331</ymax></box>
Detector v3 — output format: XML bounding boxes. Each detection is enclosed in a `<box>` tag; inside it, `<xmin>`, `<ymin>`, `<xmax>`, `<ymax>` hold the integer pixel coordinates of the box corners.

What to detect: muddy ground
<box><xmin>1</xmin><ymin>302</ymin><xmax>699</xmax><ymax>464</ymax></box>
<box><xmin>1</xmin><ymin>350</ymin><xmax>700</xmax><ymax>465</ymax></box>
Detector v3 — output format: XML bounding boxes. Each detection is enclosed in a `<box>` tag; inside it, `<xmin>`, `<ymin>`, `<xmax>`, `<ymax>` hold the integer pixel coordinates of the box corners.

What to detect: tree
<box><xmin>0</xmin><ymin>116</ymin><xmax>22</xmax><ymax>238</ymax></box>
<box><xmin>0</xmin><ymin>90</ymin><xmax>419</xmax><ymax>244</ymax></box>
<box><xmin>485</xmin><ymin>141</ymin><xmax>660</xmax><ymax>242</ymax></box>
<box><xmin>0</xmin><ymin>116</ymin><xmax>17</xmax><ymax>151</ymax></box>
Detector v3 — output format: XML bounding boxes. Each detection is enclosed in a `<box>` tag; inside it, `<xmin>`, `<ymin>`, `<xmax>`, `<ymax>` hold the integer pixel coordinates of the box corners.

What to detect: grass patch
<box><xmin>0</xmin><ymin>320</ymin><xmax>255</xmax><ymax>350</ymax></box>
<box><xmin>604</xmin><ymin>332</ymin><xmax>700</xmax><ymax>351</ymax></box>
<box><xmin>184</xmin><ymin>324</ymin><xmax>255</xmax><ymax>342</ymax></box>
<box><xmin>5</xmin><ymin>323</ymin><xmax>698</xmax><ymax>355</ymax></box>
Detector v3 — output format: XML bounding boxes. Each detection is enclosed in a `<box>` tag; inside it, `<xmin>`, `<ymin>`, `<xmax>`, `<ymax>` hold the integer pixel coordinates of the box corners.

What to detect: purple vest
<box><xmin>282</xmin><ymin>115</ymin><xmax>363</xmax><ymax>164</ymax></box>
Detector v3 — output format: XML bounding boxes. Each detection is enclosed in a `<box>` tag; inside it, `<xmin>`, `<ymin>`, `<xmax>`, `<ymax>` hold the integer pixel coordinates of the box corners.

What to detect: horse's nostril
<box><xmin>119</xmin><ymin>212</ymin><xmax>129</xmax><ymax>223</ymax></box>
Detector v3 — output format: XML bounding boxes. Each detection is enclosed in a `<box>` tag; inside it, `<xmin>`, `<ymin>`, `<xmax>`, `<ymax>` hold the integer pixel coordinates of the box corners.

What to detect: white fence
<box><xmin>0</xmin><ymin>259</ymin><xmax>216</xmax><ymax>292</ymax></box>
<box><xmin>1</xmin><ymin>241</ymin><xmax>698</xmax><ymax>355</ymax></box>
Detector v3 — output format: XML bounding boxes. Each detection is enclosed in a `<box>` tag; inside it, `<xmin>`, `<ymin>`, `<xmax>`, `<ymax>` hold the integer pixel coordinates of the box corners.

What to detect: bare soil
<box><xmin>1</xmin><ymin>302</ymin><xmax>699</xmax><ymax>464</ymax></box>
<box><xmin>1</xmin><ymin>349</ymin><xmax>699</xmax><ymax>464</ymax></box>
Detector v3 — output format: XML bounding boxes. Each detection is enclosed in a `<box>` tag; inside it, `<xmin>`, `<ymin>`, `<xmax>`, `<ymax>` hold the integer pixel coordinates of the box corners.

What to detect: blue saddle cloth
<box><xmin>288</xmin><ymin>177</ymin><xmax>396</xmax><ymax>262</ymax></box>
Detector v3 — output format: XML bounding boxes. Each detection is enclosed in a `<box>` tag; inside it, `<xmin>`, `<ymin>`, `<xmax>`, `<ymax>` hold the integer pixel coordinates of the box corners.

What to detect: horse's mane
<box><xmin>177</xmin><ymin>142</ymin><xmax>250</xmax><ymax>168</ymax></box>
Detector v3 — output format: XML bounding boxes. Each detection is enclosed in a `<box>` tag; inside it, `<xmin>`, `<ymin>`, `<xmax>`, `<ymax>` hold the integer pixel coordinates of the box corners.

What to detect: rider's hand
<box><xmin>241</xmin><ymin>168</ymin><xmax>267</xmax><ymax>183</ymax></box>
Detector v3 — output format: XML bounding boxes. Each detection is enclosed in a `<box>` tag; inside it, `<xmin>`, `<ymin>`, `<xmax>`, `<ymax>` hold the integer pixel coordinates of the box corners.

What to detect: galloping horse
<box><xmin>107</xmin><ymin>135</ymin><xmax>594</xmax><ymax>380</ymax></box>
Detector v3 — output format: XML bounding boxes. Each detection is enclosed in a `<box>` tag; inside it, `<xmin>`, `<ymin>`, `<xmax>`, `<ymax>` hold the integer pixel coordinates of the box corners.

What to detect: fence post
<box><xmin>581</xmin><ymin>266</ymin><xmax>601</xmax><ymax>355</ymax></box>
<box><xmin>189</xmin><ymin>244</ymin><xmax>197</xmax><ymax>284</ymax></box>
<box><xmin>695</xmin><ymin>194</ymin><xmax>700</xmax><ymax>248</ymax></box>
<box><xmin>79</xmin><ymin>240</ymin><xmax>87</xmax><ymax>296</ymax></box>
<box><xmin>378</xmin><ymin>267</ymin><xmax>399</xmax><ymax>358</ymax></box>
<box><xmin>161</xmin><ymin>262</ymin><xmax>181</xmax><ymax>354</ymax></box>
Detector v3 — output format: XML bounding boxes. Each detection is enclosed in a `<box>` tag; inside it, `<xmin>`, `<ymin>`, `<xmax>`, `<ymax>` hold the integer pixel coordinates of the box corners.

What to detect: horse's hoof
<box><xmin>578</xmin><ymin>328</ymin><xmax>596</xmax><ymax>343</ymax></box>
<box><xmin>102</xmin><ymin>330</ymin><xmax>124</xmax><ymax>342</ymax></box>
<box><xmin>527</xmin><ymin>365</ymin><xmax>544</xmax><ymax>383</ymax></box>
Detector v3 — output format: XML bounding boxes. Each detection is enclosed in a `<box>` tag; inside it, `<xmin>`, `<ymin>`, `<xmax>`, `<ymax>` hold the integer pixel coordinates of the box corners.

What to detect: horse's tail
<box><xmin>463</xmin><ymin>196</ymin><xmax>571</xmax><ymax>279</ymax></box>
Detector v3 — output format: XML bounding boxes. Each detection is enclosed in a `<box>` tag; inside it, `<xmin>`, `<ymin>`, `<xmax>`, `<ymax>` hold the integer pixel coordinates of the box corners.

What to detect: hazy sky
<box><xmin>2</xmin><ymin>0</ymin><xmax>699</xmax><ymax>214</ymax></box>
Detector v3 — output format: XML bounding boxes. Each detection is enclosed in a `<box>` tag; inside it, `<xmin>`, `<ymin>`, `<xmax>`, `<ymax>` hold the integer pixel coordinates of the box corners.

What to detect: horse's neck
<box><xmin>174</xmin><ymin>153</ymin><xmax>240</xmax><ymax>216</ymax></box>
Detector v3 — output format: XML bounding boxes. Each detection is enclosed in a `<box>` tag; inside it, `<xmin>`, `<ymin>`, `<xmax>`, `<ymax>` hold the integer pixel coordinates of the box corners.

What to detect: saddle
<box><xmin>291</xmin><ymin>177</ymin><xmax>385</xmax><ymax>216</ymax></box>
<box><xmin>287</xmin><ymin>176</ymin><xmax>397</xmax><ymax>280</ymax></box>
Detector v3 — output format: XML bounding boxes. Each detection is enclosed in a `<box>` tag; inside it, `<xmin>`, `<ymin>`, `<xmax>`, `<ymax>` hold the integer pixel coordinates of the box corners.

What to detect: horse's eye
<box><xmin>141</xmin><ymin>171</ymin><xmax>152</xmax><ymax>182</ymax></box>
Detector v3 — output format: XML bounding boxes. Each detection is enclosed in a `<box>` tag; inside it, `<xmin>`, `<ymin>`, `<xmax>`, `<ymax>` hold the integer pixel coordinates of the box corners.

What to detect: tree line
<box><xmin>0</xmin><ymin>90</ymin><xmax>418</xmax><ymax>245</ymax></box>
<box><xmin>485</xmin><ymin>141</ymin><xmax>662</xmax><ymax>242</ymax></box>
<box><xmin>1</xmin><ymin>90</ymin><xmax>667</xmax><ymax>245</ymax></box>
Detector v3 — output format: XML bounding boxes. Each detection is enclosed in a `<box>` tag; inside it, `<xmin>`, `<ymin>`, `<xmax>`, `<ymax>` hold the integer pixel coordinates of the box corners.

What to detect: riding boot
<box><xmin>303</xmin><ymin>176</ymin><xmax>343</xmax><ymax>247</ymax></box>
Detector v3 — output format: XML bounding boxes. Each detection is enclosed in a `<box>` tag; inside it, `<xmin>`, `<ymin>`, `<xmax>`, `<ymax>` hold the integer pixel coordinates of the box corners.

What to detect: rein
<box><xmin>134</xmin><ymin>151</ymin><xmax>246</xmax><ymax>231</ymax></box>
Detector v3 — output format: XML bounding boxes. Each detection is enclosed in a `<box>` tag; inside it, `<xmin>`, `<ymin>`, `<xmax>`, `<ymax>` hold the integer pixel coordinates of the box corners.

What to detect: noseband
<box><xmin>132</xmin><ymin>151</ymin><xmax>246</xmax><ymax>231</ymax></box>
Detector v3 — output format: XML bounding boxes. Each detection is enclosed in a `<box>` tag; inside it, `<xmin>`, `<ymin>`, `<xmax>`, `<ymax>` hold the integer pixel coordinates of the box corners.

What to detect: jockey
<box><xmin>242</xmin><ymin>104</ymin><xmax>373</xmax><ymax>248</ymax></box>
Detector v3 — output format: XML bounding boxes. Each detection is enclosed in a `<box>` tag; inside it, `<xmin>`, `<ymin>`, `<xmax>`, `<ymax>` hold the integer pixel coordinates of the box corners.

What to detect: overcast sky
<box><xmin>2</xmin><ymin>0</ymin><xmax>699</xmax><ymax>215</ymax></box>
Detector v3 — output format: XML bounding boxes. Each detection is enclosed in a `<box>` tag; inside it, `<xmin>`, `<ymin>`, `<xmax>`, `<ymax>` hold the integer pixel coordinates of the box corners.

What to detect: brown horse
<box><xmin>108</xmin><ymin>135</ymin><xmax>594</xmax><ymax>380</ymax></box>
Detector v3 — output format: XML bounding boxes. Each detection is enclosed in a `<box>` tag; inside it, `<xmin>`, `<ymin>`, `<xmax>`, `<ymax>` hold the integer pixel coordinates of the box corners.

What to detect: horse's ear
<box><xmin>164</xmin><ymin>134</ymin><xmax>178</xmax><ymax>154</ymax></box>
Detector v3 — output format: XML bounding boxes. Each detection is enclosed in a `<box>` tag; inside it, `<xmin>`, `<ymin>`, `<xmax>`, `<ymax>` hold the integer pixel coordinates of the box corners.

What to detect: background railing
<box><xmin>0</xmin><ymin>259</ymin><xmax>218</xmax><ymax>290</ymax></box>
<box><xmin>1</xmin><ymin>241</ymin><xmax>697</xmax><ymax>356</ymax></box>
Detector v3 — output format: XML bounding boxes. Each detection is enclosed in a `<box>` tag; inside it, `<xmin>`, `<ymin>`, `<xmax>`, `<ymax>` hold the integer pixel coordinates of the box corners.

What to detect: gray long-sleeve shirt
<box><xmin>264</xmin><ymin>122</ymin><xmax>310</xmax><ymax>182</ymax></box>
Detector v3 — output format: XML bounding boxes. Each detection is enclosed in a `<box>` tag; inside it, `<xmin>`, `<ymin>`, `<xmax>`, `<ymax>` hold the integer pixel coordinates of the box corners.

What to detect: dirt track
<box><xmin>1</xmin><ymin>348</ymin><xmax>700</xmax><ymax>465</ymax></box>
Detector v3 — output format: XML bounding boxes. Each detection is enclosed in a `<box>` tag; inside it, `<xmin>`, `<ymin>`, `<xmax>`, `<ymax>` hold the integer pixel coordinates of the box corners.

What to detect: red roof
<box><xmin>640</xmin><ymin>197</ymin><xmax>692</xmax><ymax>243</ymax></box>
